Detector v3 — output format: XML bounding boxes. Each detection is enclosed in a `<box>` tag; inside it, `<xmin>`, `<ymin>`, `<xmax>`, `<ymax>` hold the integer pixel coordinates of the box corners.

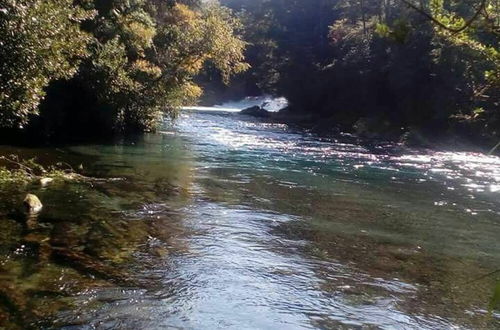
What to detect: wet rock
<box><xmin>240</xmin><ymin>106</ymin><xmax>270</xmax><ymax>118</ymax></box>
<box><xmin>23</xmin><ymin>194</ymin><xmax>43</xmax><ymax>214</ymax></box>
<box><xmin>353</xmin><ymin>116</ymin><xmax>400</xmax><ymax>140</ymax></box>
<box><xmin>39</xmin><ymin>177</ymin><xmax>54</xmax><ymax>186</ymax></box>
<box><xmin>354</xmin><ymin>117</ymin><xmax>387</xmax><ymax>139</ymax></box>
<box><xmin>400</xmin><ymin>128</ymin><xmax>431</xmax><ymax>148</ymax></box>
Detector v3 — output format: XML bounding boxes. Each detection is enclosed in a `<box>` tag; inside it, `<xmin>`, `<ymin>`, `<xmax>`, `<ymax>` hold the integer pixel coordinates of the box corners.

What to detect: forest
<box><xmin>215</xmin><ymin>0</ymin><xmax>499</xmax><ymax>147</ymax></box>
<box><xmin>0</xmin><ymin>0</ymin><xmax>498</xmax><ymax>147</ymax></box>
<box><xmin>0</xmin><ymin>0</ymin><xmax>248</xmax><ymax>141</ymax></box>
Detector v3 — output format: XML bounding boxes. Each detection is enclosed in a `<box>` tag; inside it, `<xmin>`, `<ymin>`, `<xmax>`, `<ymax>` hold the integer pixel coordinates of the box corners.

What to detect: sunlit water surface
<box><xmin>1</xmin><ymin>107</ymin><xmax>500</xmax><ymax>329</ymax></box>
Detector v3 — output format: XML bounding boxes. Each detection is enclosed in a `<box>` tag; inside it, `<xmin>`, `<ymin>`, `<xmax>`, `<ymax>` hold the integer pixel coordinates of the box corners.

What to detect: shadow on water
<box><xmin>1</xmin><ymin>110</ymin><xmax>500</xmax><ymax>329</ymax></box>
<box><xmin>0</xmin><ymin>134</ymin><xmax>194</xmax><ymax>329</ymax></box>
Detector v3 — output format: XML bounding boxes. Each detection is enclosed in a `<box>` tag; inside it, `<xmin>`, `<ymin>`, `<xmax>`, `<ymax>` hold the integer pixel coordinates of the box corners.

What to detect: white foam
<box><xmin>183</xmin><ymin>96</ymin><xmax>288</xmax><ymax>113</ymax></box>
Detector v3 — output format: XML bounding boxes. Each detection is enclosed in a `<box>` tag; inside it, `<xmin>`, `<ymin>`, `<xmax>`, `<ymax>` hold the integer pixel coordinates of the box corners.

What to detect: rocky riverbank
<box><xmin>240</xmin><ymin>105</ymin><xmax>499</xmax><ymax>154</ymax></box>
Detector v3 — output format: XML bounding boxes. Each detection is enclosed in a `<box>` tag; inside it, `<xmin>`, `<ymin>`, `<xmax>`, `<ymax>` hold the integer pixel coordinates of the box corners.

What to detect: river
<box><xmin>1</xmin><ymin>103</ymin><xmax>499</xmax><ymax>329</ymax></box>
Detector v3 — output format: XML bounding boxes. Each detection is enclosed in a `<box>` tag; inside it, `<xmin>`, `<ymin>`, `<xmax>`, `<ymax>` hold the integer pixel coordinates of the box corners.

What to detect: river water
<box><xmin>1</xmin><ymin>106</ymin><xmax>500</xmax><ymax>329</ymax></box>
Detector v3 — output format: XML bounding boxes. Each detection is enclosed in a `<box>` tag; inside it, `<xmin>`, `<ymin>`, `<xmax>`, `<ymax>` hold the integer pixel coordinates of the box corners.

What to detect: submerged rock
<box><xmin>52</xmin><ymin>247</ymin><xmax>134</xmax><ymax>285</ymax></box>
<box><xmin>23</xmin><ymin>194</ymin><xmax>43</xmax><ymax>214</ymax></box>
<box><xmin>240</xmin><ymin>106</ymin><xmax>270</xmax><ymax>118</ymax></box>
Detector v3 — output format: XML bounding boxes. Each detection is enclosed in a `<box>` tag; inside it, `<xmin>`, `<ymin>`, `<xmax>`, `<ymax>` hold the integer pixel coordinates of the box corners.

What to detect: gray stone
<box><xmin>240</xmin><ymin>106</ymin><xmax>270</xmax><ymax>118</ymax></box>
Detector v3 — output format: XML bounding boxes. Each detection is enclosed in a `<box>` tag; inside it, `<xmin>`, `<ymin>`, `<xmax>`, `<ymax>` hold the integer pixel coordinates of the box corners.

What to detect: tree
<box><xmin>0</xmin><ymin>0</ymin><xmax>249</xmax><ymax>138</ymax></box>
<box><xmin>0</xmin><ymin>0</ymin><xmax>93</xmax><ymax>128</ymax></box>
<box><xmin>74</xmin><ymin>0</ymin><xmax>249</xmax><ymax>133</ymax></box>
<box><xmin>224</xmin><ymin>0</ymin><xmax>499</xmax><ymax>143</ymax></box>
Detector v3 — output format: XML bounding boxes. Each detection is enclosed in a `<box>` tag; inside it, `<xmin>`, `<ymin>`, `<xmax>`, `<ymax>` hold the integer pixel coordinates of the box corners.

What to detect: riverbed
<box><xmin>1</xmin><ymin>108</ymin><xmax>499</xmax><ymax>329</ymax></box>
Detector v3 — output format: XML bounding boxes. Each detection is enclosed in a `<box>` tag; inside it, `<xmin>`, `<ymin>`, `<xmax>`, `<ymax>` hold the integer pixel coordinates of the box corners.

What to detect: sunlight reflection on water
<box><xmin>2</xmin><ymin>105</ymin><xmax>499</xmax><ymax>329</ymax></box>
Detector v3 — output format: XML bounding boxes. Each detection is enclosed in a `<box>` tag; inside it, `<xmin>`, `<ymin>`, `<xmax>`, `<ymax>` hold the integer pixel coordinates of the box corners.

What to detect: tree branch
<box><xmin>398</xmin><ymin>0</ymin><xmax>487</xmax><ymax>34</ymax></box>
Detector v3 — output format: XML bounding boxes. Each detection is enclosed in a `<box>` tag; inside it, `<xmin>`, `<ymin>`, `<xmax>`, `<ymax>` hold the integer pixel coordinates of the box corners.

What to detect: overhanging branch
<box><xmin>398</xmin><ymin>0</ymin><xmax>487</xmax><ymax>34</ymax></box>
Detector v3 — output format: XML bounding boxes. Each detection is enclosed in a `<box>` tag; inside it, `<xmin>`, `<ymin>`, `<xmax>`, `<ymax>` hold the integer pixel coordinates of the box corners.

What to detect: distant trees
<box><xmin>223</xmin><ymin>0</ymin><xmax>499</xmax><ymax>143</ymax></box>
<box><xmin>0</xmin><ymin>0</ymin><xmax>248</xmax><ymax>138</ymax></box>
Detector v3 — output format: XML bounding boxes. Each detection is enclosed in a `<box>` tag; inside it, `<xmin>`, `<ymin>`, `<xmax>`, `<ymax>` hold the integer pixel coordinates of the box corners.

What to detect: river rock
<box><xmin>399</xmin><ymin>128</ymin><xmax>431</xmax><ymax>148</ymax></box>
<box><xmin>23</xmin><ymin>194</ymin><xmax>43</xmax><ymax>214</ymax></box>
<box><xmin>240</xmin><ymin>106</ymin><xmax>270</xmax><ymax>118</ymax></box>
<box><xmin>39</xmin><ymin>177</ymin><xmax>54</xmax><ymax>186</ymax></box>
<box><xmin>353</xmin><ymin>117</ymin><xmax>392</xmax><ymax>139</ymax></box>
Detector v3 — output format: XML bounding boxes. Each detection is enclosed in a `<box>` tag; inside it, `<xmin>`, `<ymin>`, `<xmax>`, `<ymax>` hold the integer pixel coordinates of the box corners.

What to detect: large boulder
<box><xmin>240</xmin><ymin>106</ymin><xmax>270</xmax><ymax>118</ymax></box>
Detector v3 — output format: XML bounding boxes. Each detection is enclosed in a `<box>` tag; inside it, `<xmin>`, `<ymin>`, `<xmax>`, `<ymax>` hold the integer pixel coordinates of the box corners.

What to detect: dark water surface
<box><xmin>1</xmin><ymin>109</ymin><xmax>500</xmax><ymax>329</ymax></box>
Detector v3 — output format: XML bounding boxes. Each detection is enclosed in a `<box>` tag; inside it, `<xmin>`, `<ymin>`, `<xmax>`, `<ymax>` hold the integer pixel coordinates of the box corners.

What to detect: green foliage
<box><xmin>0</xmin><ymin>0</ymin><xmax>94</xmax><ymax>128</ymax></box>
<box><xmin>223</xmin><ymin>0</ymin><xmax>499</xmax><ymax>142</ymax></box>
<box><xmin>375</xmin><ymin>23</ymin><xmax>391</xmax><ymax>38</ymax></box>
<box><xmin>391</xmin><ymin>19</ymin><xmax>411</xmax><ymax>43</ymax></box>
<box><xmin>424</xmin><ymin>0</ymin><xmax>499</xmax><ymax>138</ymax></box>
<box><xmin>81</xmin><ymin>1</ymin><xmax>249</xmax><ymax>132</ymax></box>
<box><xmin>374</xmin><ymin>19</ymin><xmax>410</xmax><ymax>43</ymax></box>
<box><xmin>0</xmin><ymin>0</ymin><xmax>248</xmax><ymax>135</ymax></box>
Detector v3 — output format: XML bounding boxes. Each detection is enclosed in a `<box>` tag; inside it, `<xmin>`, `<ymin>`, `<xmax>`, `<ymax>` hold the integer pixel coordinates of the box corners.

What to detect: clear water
<box><xmin>1</xmin><ymin>108</ymin><xmax>499</xmax><ymax>329</ymax></box>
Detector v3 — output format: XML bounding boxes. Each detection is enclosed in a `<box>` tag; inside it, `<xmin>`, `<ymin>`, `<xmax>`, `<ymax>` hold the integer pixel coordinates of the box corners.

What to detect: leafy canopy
<box><xmin>0</xmin><ymin>0</ymin><xmax>249</xmax><ymax>133</ymax></box>
<box><xmin>0</xmin><ymin>0</ymin><xmax>93</xmax><ymax>128</ymax></box>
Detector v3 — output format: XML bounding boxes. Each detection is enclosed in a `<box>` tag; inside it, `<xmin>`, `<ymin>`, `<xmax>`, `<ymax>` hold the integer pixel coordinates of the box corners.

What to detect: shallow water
<box><xmin>1</xmin><ymin>109</ymin><xmax>500</xmax><ymax>329</ymax></box>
